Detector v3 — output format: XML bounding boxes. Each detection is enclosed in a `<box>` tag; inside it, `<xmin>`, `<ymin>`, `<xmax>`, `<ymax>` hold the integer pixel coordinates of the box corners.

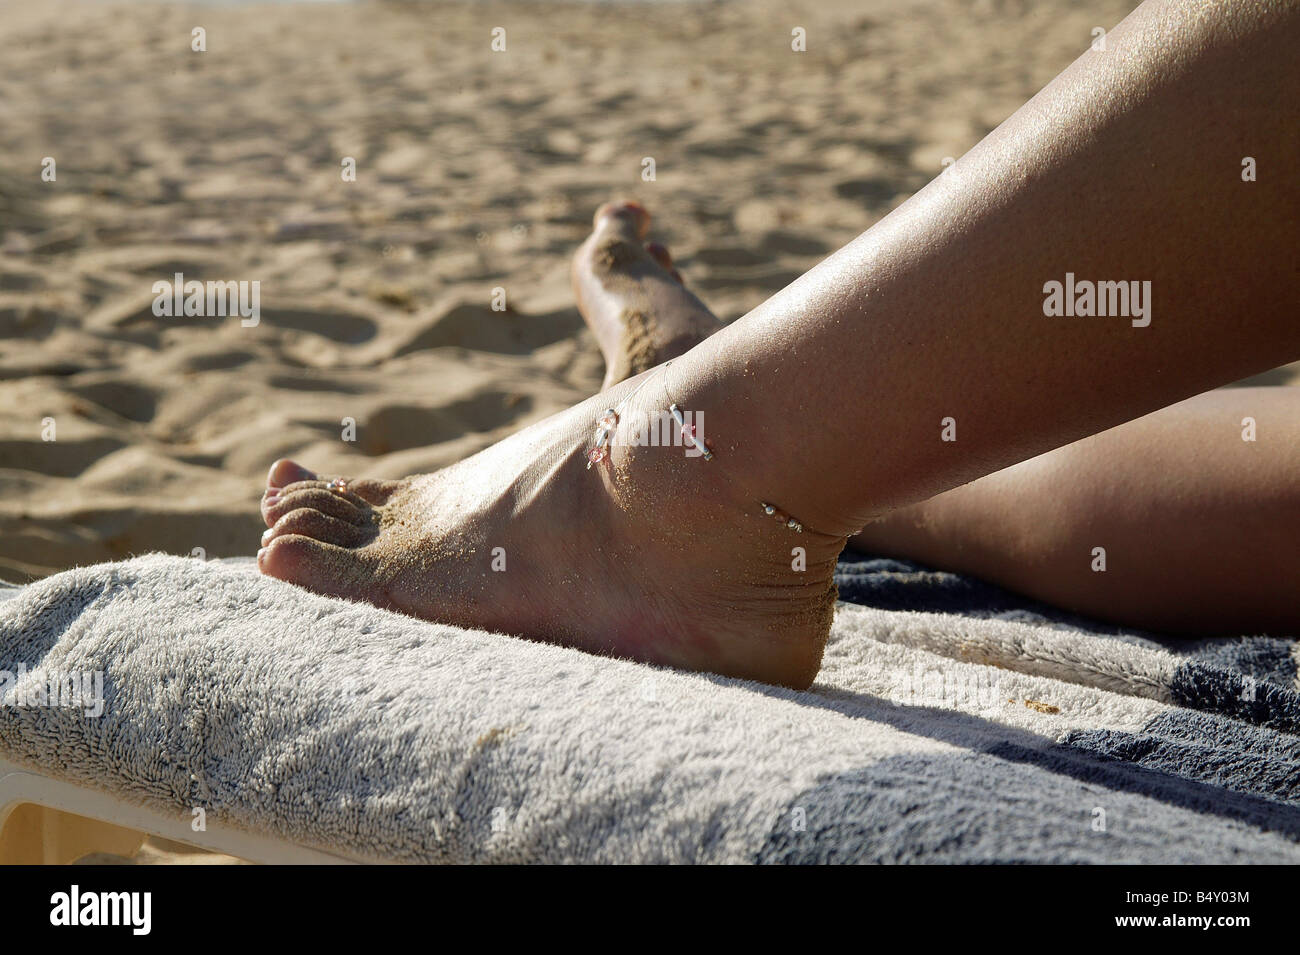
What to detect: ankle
<box><xmin>647</xmin><ymin>359</ymin><xmax>863</xmax><ymax>541</ymax></box>
<box><xmin>597</xmin><ymin>369</ymin><xmax>847</xmax><ymax>572</ymax></box>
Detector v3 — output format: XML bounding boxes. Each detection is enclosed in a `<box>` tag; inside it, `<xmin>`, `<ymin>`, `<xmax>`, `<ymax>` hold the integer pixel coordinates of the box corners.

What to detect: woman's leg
<box><xmin>657</xmin><ymin>0</ymin><xmax>1299</xmax><ymax>540</ymax></box>
<box><xmin>257</xmin><ymin>0</ymin><xmax>1300</xmax><ymax>687</ymax></box>
<box><xmin>575</xmin><ymin>209</ymin><xmax>1300</xmax><ymax>636</ymax></box>
<box><xmin>852</xmin><ymin>387</ymin><xmax>1300</xmax><ymax>634</ymax></box>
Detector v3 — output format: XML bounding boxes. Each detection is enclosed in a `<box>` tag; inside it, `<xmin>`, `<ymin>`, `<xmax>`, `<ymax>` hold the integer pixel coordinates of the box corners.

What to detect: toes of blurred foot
<box><xmin>593</xmin><ymin>199</ymin><xmax>650</xmax><ymax>238</ymax></box>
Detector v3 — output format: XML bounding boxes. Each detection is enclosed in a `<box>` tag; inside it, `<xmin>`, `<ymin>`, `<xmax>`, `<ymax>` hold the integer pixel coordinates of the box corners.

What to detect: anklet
<box><xmin>586</xmin><ymin>361</ymin><xmax>688</xmax><ymax>469</ymax></box>
<box><xmin>327</xmin><ymin>477</ymin><xmax>349</xmax><ymax>494</ymax></box>
<box><xmin>669</xmin><ymin>404</ymin><xmax>713</xmax><ymax>461</ymax></box>
<box><xmin>759</xmin><ymin>501</ymin><xmax>803</xmax><ymax>533</ymax></box>
<box><xmin>586</xmin><ymin>365</ymin><xmax>813</xmax><ymax>536</ymax></box>
<box><xmin>586</xmin><ymin>409</ymin><xmax>619</xmax><ymax>469</ymax></box>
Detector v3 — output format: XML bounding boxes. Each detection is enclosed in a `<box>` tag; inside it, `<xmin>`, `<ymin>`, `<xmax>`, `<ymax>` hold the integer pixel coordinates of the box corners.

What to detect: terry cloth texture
<box><xmin>1</xmin><ymin>551</ymin><xmax>1297</xmax><ymax>863</ymax></box>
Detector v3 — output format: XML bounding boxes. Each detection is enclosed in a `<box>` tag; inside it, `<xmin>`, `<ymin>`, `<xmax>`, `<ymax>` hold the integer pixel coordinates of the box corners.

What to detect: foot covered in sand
<box><xmin>258</xmin><ymin>201</ymin><xmax>841</xmax><ymax>688</ymax></box>
<box><xmin>570</xmin><ymin>200</ymin><xmax>724</xmax><ymax>389</ymax></box>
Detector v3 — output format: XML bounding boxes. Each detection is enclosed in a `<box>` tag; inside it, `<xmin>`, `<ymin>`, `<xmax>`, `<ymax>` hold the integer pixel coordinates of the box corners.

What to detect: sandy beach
<box><xmin>2</xmin><ymin>0</ymin><xmax>1296</xmax><ymax>863</ymax></box>
<box><xmin>0</xmin><ymin>0</ymin><xmax>1197</xmax><ymax>584</ymax></box>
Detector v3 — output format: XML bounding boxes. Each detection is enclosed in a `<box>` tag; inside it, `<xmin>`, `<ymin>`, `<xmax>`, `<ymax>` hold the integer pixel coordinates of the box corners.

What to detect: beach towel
<box><xmin>2</xmin><ymin>552</ymin><xmax>1297</xmax><ymax>863</ymax></box>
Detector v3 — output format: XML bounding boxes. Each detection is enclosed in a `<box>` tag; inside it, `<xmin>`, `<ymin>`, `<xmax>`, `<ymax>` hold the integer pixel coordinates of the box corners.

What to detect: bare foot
<box><xmin>258</xmin><ymin>203</ymin><xmax>842</xmax><ymax>689</ymax></box>
<box><xmin>571</xmin><ymin>200</ymin><xmax>723</xmax><ymax>390</ymax></box>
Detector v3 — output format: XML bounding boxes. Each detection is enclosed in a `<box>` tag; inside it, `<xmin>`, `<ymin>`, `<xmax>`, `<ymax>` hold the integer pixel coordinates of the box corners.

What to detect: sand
<box><xmin>0</xmin><ymin>0</ymin><xmax>1178</xmax><ymax>582</ymax></box>
<box><xmin>2</xmin><ymin>0</ymin><xmax>1294</xmax><ymax>861</ymax></box>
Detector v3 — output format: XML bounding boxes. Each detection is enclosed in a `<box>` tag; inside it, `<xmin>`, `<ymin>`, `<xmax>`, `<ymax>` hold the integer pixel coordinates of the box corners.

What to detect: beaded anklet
<box><xmin>585</xmin><ymin>361</ymin><xmax>807</xmax><ymax>533</ymax></box>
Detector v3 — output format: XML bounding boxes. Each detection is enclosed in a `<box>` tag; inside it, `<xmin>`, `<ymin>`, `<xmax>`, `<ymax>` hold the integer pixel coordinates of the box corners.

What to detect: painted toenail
<box><xmin>256</xmin><ymin>546</ymin><xmax>267</xmax><ymax>565</ymax></box>
<box><xmin>261</xmin><ymin>528</ymin><xmax>274</xmax><ymax>545</ymax></box>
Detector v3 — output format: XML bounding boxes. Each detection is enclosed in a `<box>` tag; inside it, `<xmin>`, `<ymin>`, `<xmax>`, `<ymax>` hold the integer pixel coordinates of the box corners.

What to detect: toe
<box><xmin>587</xmin><ymin>203</ymin><xmax>657</xmax><ymax>273</ymax></box>
<box><xmin>258</xmin><ymin>534</ymin><xmax>384</xmax><ymax>605</ymax></box>
<box><xmin>266</xmin><ymin>458</ymin><xmax>316</xmax><ymax>491</ymax></box>
<box><xmin>346</xmin><ymin>477</ymin><xmax>404</xmax><ymax>506</ymax></box>
<box><xmin>262</xmin><ymin>507</ymin><xmax>370</xmax><ymax>549</ymax></box>
<box><xmin>263</xmin><ymin>486</ymin><xmax>368</xmax><ymax>527</ymax></box>
<box><xmin>593</xmin><ymin>199</ymin><xmax>650</xmax><ymax>240</ymax></box>
<box><xmin>645</xmin><ymin>241</ymin><xmax>673</xmax><ymax>270</ymax></box>
<box><xmin>645</xmin><ymin>241</ymin><xmax>684</xmax><ymax>283</ymax></box>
